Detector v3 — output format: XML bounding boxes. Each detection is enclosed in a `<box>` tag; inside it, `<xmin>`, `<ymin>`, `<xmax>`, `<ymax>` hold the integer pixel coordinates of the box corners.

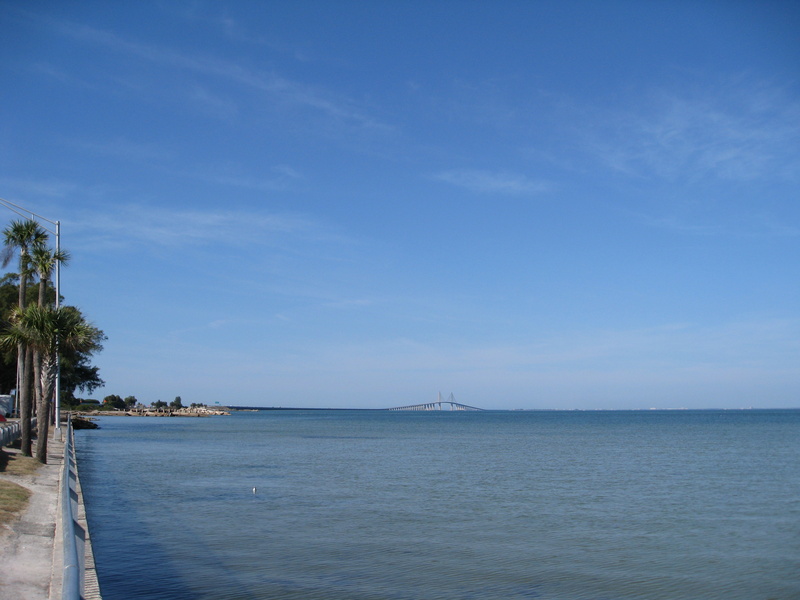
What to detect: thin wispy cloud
<box><xmin>192</xmin><ymin>165</ymin><xmax>305</xmax><ymax>193</ymax></box>
<box><xmin>165</xmin><ymin>4</ymin><xmax>273</xmax><ymax>49</ymax></box>
<box><xmin>0</xmin><ymin>177</ymin><xmax>78</xmax><ymax>199</ymax></box>
<box><xmin>581</xmin><ymin>79</ymin><xmax>800</xmax><ymax>182</ymax></box>
<box><xmin>65</xmin><ymin>135</ymin><xmax>302</xmax><ymax>193</ymax></box>
<box><xmin>47</xmin><ymin>18</ymin><xmax>389</xmax><ymax>132</ymax></box>
<box><xmin>289</xmin><ymin>317</ymin><xmax>800</xmax><ymax>379</ymax></box>
<box><xmin>322</xmin><ymin>298</ymin><xmax>375</xmax><ymax>310</ymax></box>
<box><xmin>434</xmin><ymin>169</ymin><xmax>551</xmax><ymax>195</ymax></box>
<box><xmin>67</xmin><ymin>205</ymin><xmax>346</xmax><ymax>251</ymax></box>
<box><xmin>69</xmin><ymin>138</ymin><xmax>174</xmax><ymax>162</ymax></box>
<box><xmin>189</xmin><ymin>85</ymin><xmax>239</xmax><ymax>120</ymax></box>
<box><xmin>636</xmin><ymin>214</ymin><xmax>727</xmax><ymax>237</ymax></box>
<box><xmin>639</xmin><ymin>212</ymin><xmax>800</xmax><ymax>238</ymax></box>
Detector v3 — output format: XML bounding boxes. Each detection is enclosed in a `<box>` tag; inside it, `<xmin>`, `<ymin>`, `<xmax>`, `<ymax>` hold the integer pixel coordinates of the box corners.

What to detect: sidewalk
<box><xmin>0</xmin><ymin>429</ymin><xmax>100</xmax><ymax>600</ymax></box>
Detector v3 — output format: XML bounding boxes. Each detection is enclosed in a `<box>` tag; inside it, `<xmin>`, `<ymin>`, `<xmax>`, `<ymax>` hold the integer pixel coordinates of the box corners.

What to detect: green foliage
<box><xmin>171</xmin><ymin>396</ymin><xmax>183</xmax><ymax>409</ymax></box>
<box><xmin>152</xmin><ymin>400</ymin><xmax>167</xmax><ymax>409</ymax></box>
<box><xmin>76</xmin><ymin>402</ymin><xmax>111</xmax><ymax>411</ymax></box>
<box><xmin>124</xmin><ymin>396</ymin><xmax>137</xmax><ymax>408</ymax></box>
<box><xmin>103</xmin><ymin>394</ymin><xmax>125</xmax><ymax>409</ymax></box>
<box><xmin>0</xmin><ymin>274</ymin><xmax>105</xmax><ymax>397</ymax></box>
<box><xmin>0</xmin><ymin>273</ymin><xmax>40</xmax><ymax>393</ymax></box>
<box><xmin>61</xmin><ymin>395</ymin><xmax>81</xmax><ymax>409</ymax></box>
<box><xmin>2</xmin><ymin>305</ymin><xmax>102</xmax><ymax>357</ymax></box>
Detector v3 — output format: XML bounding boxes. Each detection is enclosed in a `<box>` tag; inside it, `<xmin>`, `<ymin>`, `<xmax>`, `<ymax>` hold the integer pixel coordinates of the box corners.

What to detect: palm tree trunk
<box><xmin>34</xmin><ymin>348</ymin><xmax>44</xmax><ymax>440</ymax></box>
<box><xmin>18</xmin><ymin>263</ymin><xmax>32</xmax><ymax>455</ymax></box>
<box><xmin>35</xmin><ymin>279</ymin><xmax>46</xmax><ymax>446</ymax></box>
<box><xmin>35</xmin><ymin>355</ymin><xmax>57</xmax><ymax>464</ymax></box>
<box><xmin>15</xmin><ymin>270</ymin><xmax>27</xmax><ymax>441</ymax></box>
<box><xmin>19</xmin><ymin>347</ymin><xmax>33</xmax><ymax>456</ymax></box>
<box><xmin>15</xmin><ymin>343</ymin><xmax>23</xmax><ymax>414</ymax></box>
<box><xmin>34</xmin><ymin>391</ymin><xmax>50</xmax><ymax>463</ymax></box>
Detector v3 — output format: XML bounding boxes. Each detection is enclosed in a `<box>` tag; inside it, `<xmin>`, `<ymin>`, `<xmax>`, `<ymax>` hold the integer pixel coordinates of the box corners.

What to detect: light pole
<box><xmin>0</xmin><ymin>197</ymin><xmax>63</xmax><ymax>431</ymax></box>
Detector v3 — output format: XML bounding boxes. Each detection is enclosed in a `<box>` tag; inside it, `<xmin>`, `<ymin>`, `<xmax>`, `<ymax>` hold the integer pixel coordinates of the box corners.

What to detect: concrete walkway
<box><xmin>0</xmin><ymin>430</ymin><xmax>101</xmax><ymax>600</ymax></box>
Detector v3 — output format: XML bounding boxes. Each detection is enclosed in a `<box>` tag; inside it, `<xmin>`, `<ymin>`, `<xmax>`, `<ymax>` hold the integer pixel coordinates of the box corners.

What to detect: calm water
<box><xmin>76</xmin><ymin>409</ymin><xmax>800</xmax><ymax>600</ymax></box>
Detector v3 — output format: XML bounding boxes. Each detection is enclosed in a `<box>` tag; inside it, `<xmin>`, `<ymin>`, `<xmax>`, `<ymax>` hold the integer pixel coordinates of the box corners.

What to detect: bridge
<box><xmin>388</xmin><ymin>392</ymin><xmax>483</xmax><ymax>411</ymax></box>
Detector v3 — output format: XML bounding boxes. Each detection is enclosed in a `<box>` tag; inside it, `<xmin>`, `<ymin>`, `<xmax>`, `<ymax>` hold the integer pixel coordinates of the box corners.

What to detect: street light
<box><xmin>0</xmin><ymin>197</ymin><xmax>63</xmax><ymax>431</ymax></box>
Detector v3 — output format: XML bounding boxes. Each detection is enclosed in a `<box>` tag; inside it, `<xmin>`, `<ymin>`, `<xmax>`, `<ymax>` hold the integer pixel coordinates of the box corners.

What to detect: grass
<box><xmin>0</xmin><ymin>448</ymin><xmax>41</xmax><ymax>476</ymax></box>
<box><xmin>0</xmin><ymin>480</ymin><xmax>31</xmax><ymax>526</ymax></box>
<box><xmin>0</xmin><ymin>448</ymin><xmax>40</xmax><ymax>526</ymax></box>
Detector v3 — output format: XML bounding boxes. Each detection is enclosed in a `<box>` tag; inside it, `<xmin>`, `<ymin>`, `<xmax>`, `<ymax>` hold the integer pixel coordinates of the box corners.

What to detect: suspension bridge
<box><xmin>388</xmin><ymin>392</ymin><xmax>483</xmax><ymax>411</ymax></box>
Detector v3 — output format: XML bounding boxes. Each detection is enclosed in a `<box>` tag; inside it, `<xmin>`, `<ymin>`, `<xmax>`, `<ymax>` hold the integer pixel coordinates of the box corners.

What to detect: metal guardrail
<box><xmin>0</xmin><ymin>421</ymin><xmax>21</xmax><ymax>446</ymax></box>
<box><xmin>62</xmin><ymin>418</ymin><xmax>82</xmax><ymax>600</ymax></box>
<box><xmin>0</xmin><ymin>417</ymin><xmax>37</xmax><ymax>447</ymax></box>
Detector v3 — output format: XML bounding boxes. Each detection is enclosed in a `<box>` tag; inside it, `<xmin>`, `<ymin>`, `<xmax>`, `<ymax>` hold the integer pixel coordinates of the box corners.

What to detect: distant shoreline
<box><xmin>73</xmin><ymin>407</ymin><xmax>231</xmax><ymax>418</ymax></box>
<box><xmin>72</xmin><ymin>406</ymin><xmax>800</xmax><ymax>416</ymax></box>
<box><xmin>228</xmin><ymin>406</ymin><xmax>800</xmax><ymax>412</ymax></box>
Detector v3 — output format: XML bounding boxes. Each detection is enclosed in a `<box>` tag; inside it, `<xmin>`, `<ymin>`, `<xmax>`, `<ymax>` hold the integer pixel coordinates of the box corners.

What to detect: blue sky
<box><xmin>1</xmin><ymin>1</ymin><xmax>798</xmax><ymax>409</ymax></box>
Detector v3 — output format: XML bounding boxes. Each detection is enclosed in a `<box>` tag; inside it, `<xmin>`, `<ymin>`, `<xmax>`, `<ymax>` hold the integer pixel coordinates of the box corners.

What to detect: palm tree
<box><xmin>29</xmin><ymin>244</ymin><xmax>71</xmax><ymax>429</ymax></box>
<box><xmin>2</xmin><ymin>219</ymin><xmax>49</xmax><ymax>456</ymax></box>
<box><xmin>30</xmin><ymin>244</ymin><xmax>69</xmax><ymax>307</ymax></box>
<box><xmin>0</xmin><ymin>305</ymin><xmax>103</xmax><ymax>462</ymax></box>
<box><xmin>2</xmin><ymin>219</ymin><xmax>49</xmax><ymax>309</ymax></box>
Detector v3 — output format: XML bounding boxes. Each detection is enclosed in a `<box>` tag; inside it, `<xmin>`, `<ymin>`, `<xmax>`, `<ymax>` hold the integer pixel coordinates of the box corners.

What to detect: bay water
<box><xmin>76</xmin><ymin>409</ymin><xmax>800</xmax><ymax>599</ymax></box>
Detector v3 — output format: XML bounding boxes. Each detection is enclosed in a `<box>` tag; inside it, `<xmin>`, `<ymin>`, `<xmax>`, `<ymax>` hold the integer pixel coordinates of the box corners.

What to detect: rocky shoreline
<box><xmin>74</xmin><ymin>406</ymin><xmax>231</xmax><ymax>418</ymax></box>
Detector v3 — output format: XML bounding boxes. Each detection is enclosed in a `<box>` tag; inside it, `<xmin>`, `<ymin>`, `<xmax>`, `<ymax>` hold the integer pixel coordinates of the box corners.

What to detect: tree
<box><xmin>124</xmin><ymin>396</ymin><xmax>137</xmax><ymax>409</ymax></box>
<box><xmin>30</xmin><ymin>244</ymin><xmax>69</xmax><ymax>308</ymax></box>
<box><xmin>152</xmin><ymin>400</ymin><xmax>167</xmax><ymax>409</ymax></box>
<box><xmin>0</xmin><ymin>304</ymin><xmax>104</xmax><ymax>462</ymax></box>
<box><xmin>1</xmin><ymin>220</ymin><xmax>48</xmax><ymax>316</ymax></box>
<box><xmin>171</xmin><ymin>396</ymin><xmax>183</xmax><ymax>409</ymax></box>
<box><xmin>103</xmin><ymin>394</ymin><xmax>125</xmax><ymax>409</ymax></box>
<box><xmin>0</xmin><ymin>274</ymin><xmax>22</xmax><ymax>393</ymax></box>
<box><xmin>59</xmin><ymin>350</ymin><xmax>105</xmax><ymax>407</ymax></box>
<box><xmin>2</xmin><ymin>220</ymin><xmax>48</xmax><ymax>456</ymax></box>
<box><xmin>0</xmin><ymin>276</ymin><xmax>105</xmax><ymax>407</ymax></box>
<box><xmin>29</xmin><ymin>244</ymin><xmax>70</xmax><ymax>427</ymax></box>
